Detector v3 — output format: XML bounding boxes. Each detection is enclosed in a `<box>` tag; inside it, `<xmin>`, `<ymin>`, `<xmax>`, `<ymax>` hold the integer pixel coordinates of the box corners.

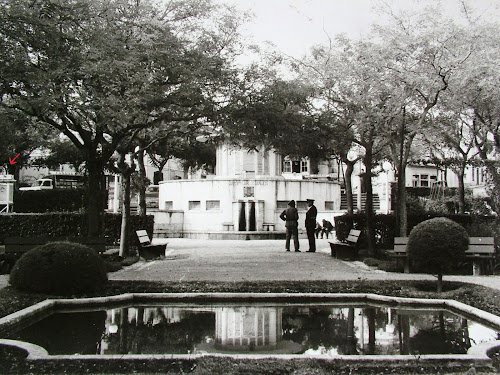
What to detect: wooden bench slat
<box><xmin>346</xmin><ymin>235</ymin><xmax>359</xmax><ymax>243</ymax></box>
<box><xmin>394</xmin><ymin>237</ymin><xmax>409</xmax><ymax>245</ymax></box>
<box><xmin>469</xmin><ymin>237</ymin><xmax>495</xmax><ymax>245</ymax></box>
<box><xmin>466</xmin><ymin>246</ymin><xmax>496</xmax><ymax>254</ymax></box>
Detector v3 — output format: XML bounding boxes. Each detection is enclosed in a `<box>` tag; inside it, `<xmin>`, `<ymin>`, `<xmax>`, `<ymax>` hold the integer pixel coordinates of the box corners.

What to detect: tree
<box><xmin>407</xmin><ymin>217</ymin><xmax>468</xmax><ymax>292</ymax></box>
<box><xmin>223</xmin><ymin>77</ymin><xmax>329</xmax><ymax>158</ymax></box>
<box><xmin>294</xmin><ymin>44</ymin><xmax>364</xmax><ymax>215</ymax></box>
<box><xmin>424</xmin><ymin>110</ymin><xmax>479</xmax><ymax>214</ymax></box>
<box><xmin>0</xmin><ymin>107</ymin><xmax>55</xmax><ymax>178</ymax></box>
<box><xmin>371</xmin><ymin>1</ymin><xmax>477</xmax><ymax>236</ymax></box>
<box><xmin>0</xmin><ymin>0</ymin><xmax>242</xmax><ymax>236</ymax></box>
<box><xmin>451</xmin><ymin>21</ymin><xmax>500</xmax><ymax>213</ymax></box>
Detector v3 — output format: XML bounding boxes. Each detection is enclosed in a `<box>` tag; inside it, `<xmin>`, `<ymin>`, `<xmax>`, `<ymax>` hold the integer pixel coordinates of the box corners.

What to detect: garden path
<box><xmin>2</xmin><ymin>238</ymin><xmax>500</xmax><ymax>290</ymax></box>
<box><xmin>110</xmin><ymin>238</ymin><xmax>500</xmax><ymax>288</ymax></box>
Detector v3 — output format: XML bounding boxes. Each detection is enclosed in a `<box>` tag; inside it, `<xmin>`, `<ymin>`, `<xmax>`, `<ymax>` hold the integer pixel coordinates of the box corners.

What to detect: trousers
<box><xmin>285</xmin><ymin>226</ymin><xmax>299</xmax><ymax>251</ymax></box>
<box><xmin>306</xmin><ymin>226</ymin><xmax>316</xmax><ymax>251</ymax></box>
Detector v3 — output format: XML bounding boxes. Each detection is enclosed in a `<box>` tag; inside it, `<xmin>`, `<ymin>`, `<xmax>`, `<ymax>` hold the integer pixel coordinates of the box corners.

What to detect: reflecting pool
<box><xmin>5</xmin><ymin>304</ymin><xmax>499</xmax><ymax>356</ymax></box>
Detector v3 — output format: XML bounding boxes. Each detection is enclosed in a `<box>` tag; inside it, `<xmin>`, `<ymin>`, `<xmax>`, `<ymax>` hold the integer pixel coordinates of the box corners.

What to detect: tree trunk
<box><xmin>119</xmin><ymin>169</ymin><xmax>131</xmax><ymax>258</ymax></box>
<box><xmin>397</xmin><ymin>165</ymin><xmax>408</xmax><ymax>236</ymax></box>
<box><xmin>119</xmin><ymin>308</ymin><xmax>128</xmax><ymax>354</ymax></box>
<box><xmin>398</xmin><ymin>314</ymin><xmax>410</xmax><ymax>355</ymax></box>
<box><xmin>137</xmin><ymin>148</ymin><xmax>147</xmax><ymax>218</ymax></box>
<box><xmin>363</xmin><ymin>149</ymin><xmax>376</xmax><ymax>257</ymax></box>
<box><xmin>86</xmin><ymin>157</ymin><xmax>104</xmax><ymax>237</ymax></box>
<box><xmin>366</xmin><ymin>308</ymin><xmax>376</xmax><ymax>355</ymax></box>
<box><xmin>457</xmin><ymin>165</ymin><xmax>466</xmax><ymax>214</ymax></box>
<box><xmin>344</xmin><ymin>160</ymin><xmax>355</xmax><ymax>215</ymax></box>
<box><xmin>345</xmin><ymin>307</ymin><xmax>356</xmax><ymax>354</ymax></box>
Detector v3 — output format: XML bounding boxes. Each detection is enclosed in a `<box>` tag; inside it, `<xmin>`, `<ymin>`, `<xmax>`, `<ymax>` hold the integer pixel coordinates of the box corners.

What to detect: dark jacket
<box><xmin>280</xmin><ymin>207</ymin><xmax>299</xmax><ymax>227</ymax></box>
<box><xmin>323</xmin><ymin>220</ymin><xmax>334</xmax><ymax>231</ymax></box>
<box><xmin>305</xmin><ymin>205</ymin><xmax>317</xmax><ymax>229</ymax></box>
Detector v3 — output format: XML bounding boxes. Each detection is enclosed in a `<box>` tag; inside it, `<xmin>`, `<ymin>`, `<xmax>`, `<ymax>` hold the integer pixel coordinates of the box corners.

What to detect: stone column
<box><xmin>245</xmin><ymin>200</ymin><xmax>252</xmax><ymax>231</ymax></box>
<box><xmin>256</xmin><ymin>200</ymin><xmax>265</xmax><ymax>230</ymax></box>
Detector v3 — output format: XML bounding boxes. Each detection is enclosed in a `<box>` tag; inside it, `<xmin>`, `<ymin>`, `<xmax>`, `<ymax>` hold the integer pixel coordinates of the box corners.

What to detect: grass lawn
<box><xmin>1</xmin><ymin>279</ymin><xmax>500</xmax><ymax>374</ymax></box>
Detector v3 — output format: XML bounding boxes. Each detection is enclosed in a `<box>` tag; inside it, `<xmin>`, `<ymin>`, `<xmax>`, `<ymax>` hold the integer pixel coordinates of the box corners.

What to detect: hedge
<box><xmin>334</xmin><ymin>213</ymin><xmax>498</xmax><ymax>249</ymax></box>
<box><xmin>13</xmin><ymin>189</ymin><xmax>87</xmax><ymax>213</ymax></box>
<box><xmin>0</xmin><ymin>212</ymin><xmax>154</xmax><ymax>246</ymax></box>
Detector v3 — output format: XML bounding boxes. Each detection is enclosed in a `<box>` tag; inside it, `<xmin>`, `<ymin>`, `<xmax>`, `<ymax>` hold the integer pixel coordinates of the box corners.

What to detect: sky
<box><xmin>220</xmin><ymin>0</ymin><xmax>500</xmax><ymax>60</ymax></box>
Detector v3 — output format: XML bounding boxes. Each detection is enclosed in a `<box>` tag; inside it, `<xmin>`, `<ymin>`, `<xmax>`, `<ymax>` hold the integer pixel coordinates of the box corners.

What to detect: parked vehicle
<box><xmin>19</xmin><ymin>174</ymin><xmax>85</xmax><ymax>191</ymax></box>
<box><xmin>145</xmin><ymin>185</ymin><xmax>159</xmax><ymax>208</ymax></box>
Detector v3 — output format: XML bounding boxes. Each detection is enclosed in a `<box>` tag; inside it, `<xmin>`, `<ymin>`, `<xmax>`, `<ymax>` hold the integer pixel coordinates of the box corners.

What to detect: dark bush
<box><xmin>9</xmin><ymin>242</ymin><xmax>108</xmax><ymax>295</ymax></box>
<box><xmin>14</xmin><ymin>188</ymin><xmax>86</xmax><ymax>213</ymax></box>
<box><xmin>407</xmin><ymin>217</ymin><xmax>469</xmax><ymax>292</ymax></box>
<box><xmin>334</xmin><ymin>213</ymin><xmax>497</xmax><ymax>250</ymax></box>
<box><xmin>0</xmin><ymin>213</ymin><xmax>154</xmax><ymax>245</ymax></box>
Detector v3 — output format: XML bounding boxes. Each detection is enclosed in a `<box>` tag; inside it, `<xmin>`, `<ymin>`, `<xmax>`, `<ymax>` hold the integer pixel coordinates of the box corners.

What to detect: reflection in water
<box><xmin>6</xmin><ymin>305</ymin><xmax>499</xmax><ymax>356</ymax></box>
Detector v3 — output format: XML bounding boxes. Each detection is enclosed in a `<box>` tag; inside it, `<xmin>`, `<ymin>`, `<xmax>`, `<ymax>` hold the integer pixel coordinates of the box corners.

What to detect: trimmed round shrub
<box><xmin>9</xmin><ymin>242</ymin><xmax>108</xmax><ymax>296</ymax></box>
<box><xmin>407</xmin><ymin>217</ymin><xmax>468</xmax><ymax>290</ymax></box>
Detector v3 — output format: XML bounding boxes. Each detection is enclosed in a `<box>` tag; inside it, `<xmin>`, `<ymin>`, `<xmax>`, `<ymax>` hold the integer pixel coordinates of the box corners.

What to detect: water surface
<box><xmin>6</xmin><ymin>303</ymin><xmax>499</xmax><ymax>356</ymax></box>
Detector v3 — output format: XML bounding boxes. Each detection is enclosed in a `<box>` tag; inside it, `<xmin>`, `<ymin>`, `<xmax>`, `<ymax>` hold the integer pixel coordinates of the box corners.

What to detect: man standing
<box><xmin>305</xmin><ymin>198</ymin><xmax>317</xmax><ymax>252</ymax></box>
<box><xmin>279</xmin><ymin>200</ymin><xmax>300</xmax><ymax>252</ymax></box>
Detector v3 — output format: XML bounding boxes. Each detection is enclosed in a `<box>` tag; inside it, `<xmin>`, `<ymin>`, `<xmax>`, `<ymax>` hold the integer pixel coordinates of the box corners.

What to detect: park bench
<box><xmin>389</xmin><ymin>237</ymin><xmax>496</xmax><ymax>276</ymax></box>
<box><xmin>136</xmin><ymin>230</ymin><xmax>167</xmax><ymax>260</ymax></box>
<box><xmin>329</xmin><ymin>229</ymin><xmax>361</xmax><ymax>260</ymax></box>
<box><xmin>222</xmin><ymin>222</ymin><xmax>234</xmax><ymax>231</ymax></box>
<box><xmin>3</xmin><ymin>236</ymin><xmax>106</xmax><ymax>271</ymax></box>
<box><xmin>263</xmin><ymin>223</ymin><xmax>275</xmax><ymax>231</ymax></box>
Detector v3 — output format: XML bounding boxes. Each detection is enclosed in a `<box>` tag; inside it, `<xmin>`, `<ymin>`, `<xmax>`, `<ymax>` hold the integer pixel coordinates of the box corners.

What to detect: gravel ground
<box><xmin>107</xmin><ymin>238</ymin><xmax>500</xmax><ymax>288</ymax></box>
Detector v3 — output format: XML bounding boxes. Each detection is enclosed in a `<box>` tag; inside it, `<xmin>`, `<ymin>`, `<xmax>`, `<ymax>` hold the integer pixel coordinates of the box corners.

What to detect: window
<box><xmin>283</xmin><ymin>158</ymin><xmax>308</xmax><ymax>173</ymax></box>
<box><xmin>412</xmin><ymin>173</ymin><xmax>436</xmax><ymax>187</ymax></box>
<box><xmin>325</xmin><ymin>201</ymin><xmax>334</xmax><ymax>210</ymax></box>
<box><xmin>297</xmin><ymin>201</ymin><xmax>308</xmax><ymax>210</ymax></box>
<box><xmin>189</xmin><ymin>201</ymin><xmax>201</xmax><ymax>211</ymax></box>
<box><xmin>243</xmin><ymin>151</ymin><xmax>255</xmax><ymax>173</ymax></box>
<box><xmin>277</xmin><ymin>201</ymin><xmax>288</xmax><ymax>209</ymax></box>
<box><xmin>420</xmin><ymin>174</ymin><xmax>429</xmax><ymax>187</ymax></box>
<box><xmin>283</xmin><ymin>160</ymin><xmax>292</xmax><ymax>173</ymax></box>
<box><xmin>263</xmin><ymin>152</ymin><xmax>270</xmax><ymax>175</ymax></box>
<box><xmin>164</xmin><ymin>201</ymin><xmax>173</xmax><ymax>210</ymax></box>
<box><xmin>412</xmin><ymin>174</ymin><xmax>419</xmax><ymax>187</ymax></box>
<box><xmin>301</xmin><ymin>160</ymin><xmax>308</xmax><ymax>172</ymax></box>
<box><xmin>206</xmin><ymin>200</ymin><xmax>220</xmax><ymax>211</ymax></box>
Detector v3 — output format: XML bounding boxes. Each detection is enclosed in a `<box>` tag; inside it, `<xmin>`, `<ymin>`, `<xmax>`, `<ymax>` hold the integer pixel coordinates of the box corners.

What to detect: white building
<box><xmin>156</xmin><ymin>144</ymin><xmax>344</xmax><ymax>239</ymax></box>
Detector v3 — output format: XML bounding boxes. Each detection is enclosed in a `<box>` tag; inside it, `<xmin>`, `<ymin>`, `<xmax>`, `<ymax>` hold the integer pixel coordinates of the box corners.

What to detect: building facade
<box><xmin>156</xmin><ymin>144</ymin><xmax>343</xmax><ymax>238</ymax></box>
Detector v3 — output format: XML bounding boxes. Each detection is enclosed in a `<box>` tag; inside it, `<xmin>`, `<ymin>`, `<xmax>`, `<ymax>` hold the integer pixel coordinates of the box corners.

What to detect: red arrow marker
<box><xmin>9</xmin><ymin>153</ymin><xmax>20</xmax><ymax>165</ymax></box>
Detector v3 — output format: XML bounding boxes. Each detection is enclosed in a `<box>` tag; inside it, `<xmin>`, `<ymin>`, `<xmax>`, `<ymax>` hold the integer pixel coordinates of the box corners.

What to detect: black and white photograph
<box><xmin>0</xmin><ymin>0</ymin><xmax>500</xmax><ymax>373</ymax></box>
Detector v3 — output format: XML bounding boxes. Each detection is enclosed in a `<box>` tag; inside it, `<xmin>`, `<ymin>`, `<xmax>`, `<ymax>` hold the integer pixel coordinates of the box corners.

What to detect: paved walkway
<box><xmin>108</xmin><ymin>238</ymin><xmax>500</xmax><ymax>289</ymax></box>
<box><xmin>2</xmin><ymin>238</ymin><xmax>500</xmax><ymax>290</ymax></box>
